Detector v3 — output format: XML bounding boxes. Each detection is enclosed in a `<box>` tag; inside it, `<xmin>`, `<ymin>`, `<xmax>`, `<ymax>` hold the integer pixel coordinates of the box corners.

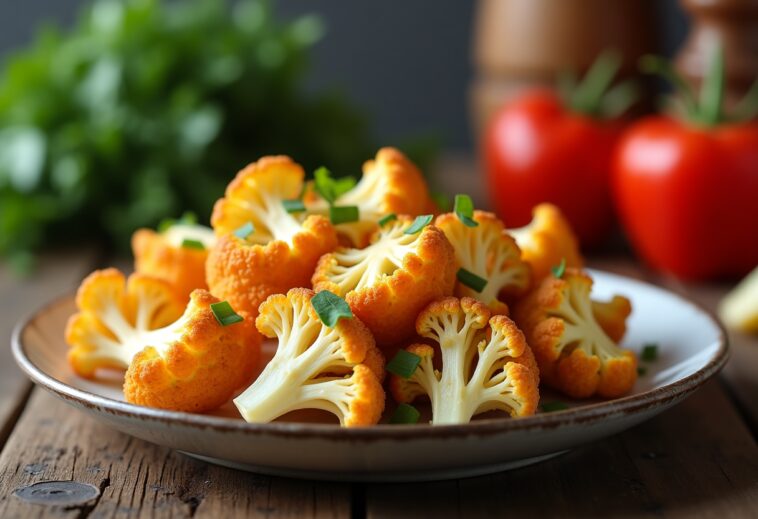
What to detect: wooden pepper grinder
<box><xmin>470</xmin><ymin>0</ymin><xmax>656</xmax><ymax>138</ymax></box>
<box><xmin>676</xmin><ymin>0</ymin><xmax>758</xmax><ymax>103</ymax></box>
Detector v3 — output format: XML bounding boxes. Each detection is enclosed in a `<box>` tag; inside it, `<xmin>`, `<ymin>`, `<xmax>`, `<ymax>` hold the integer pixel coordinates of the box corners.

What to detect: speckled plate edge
<box><xmin>11</xmin><ymin>270</ymin><xmax>729</xmax><ymax>442</ymax></box>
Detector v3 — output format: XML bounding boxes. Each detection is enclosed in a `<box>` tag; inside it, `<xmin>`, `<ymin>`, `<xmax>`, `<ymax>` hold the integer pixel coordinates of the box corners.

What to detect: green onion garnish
<box><xmin>454</xmin><ymin>194</ymin><xmax>478</xmax><ymax>227</ymax></box>
<box><xmin>378</xmin><ymin>213</ymin><xmax>397</xmax><ymax>227</ymax></box>
<box><xmin>210</xmin><ymin>301</ymin><xmax>244</xmax><ymax>326</ymax></box>
<box><xmin>540</xmin><ymin>401</ymin><xmax>568</xmax><ymax>413</ymax></box>
<box><xmin>404</xmin><ymin>214</ymin><xmax>433</xmax><ymax>234</ymax></box>
<box><xmin>282</xmin><ymin>199</ymin><xmax>306</xmax><ymax>213</ymax></box>
<box><xmin>390</xmin><ymin>403</ymin><xmax>421</xmax><ymax>424</ymax></box>
<box><xmin>637</xmin><ymin>366</ymin><xmax>647</xmax><ymax>376</ymax></box>
<box><xmin>314</xmin><ymin>166</ymin><xmax>355</xmax><ymax>204</ymax></box>
<box><xmin>641</xmin><ymin>343</ymin><xmax>658</xmax><ymax>362</ymax></box>
<box><xmin>551</xmin><ymin>258</ymin><xmax>567</xmax><ymax>278</ymax></box>
<box><xmin>181</xmin><ymin>239</ymin><xmax>205</xmax><ymax>250</ymax></box>
<box><xmin>158</xmin><ymin>211</ymin><xmax>198</xmax><ymax>233</ymax></box>
<box><xmin>386</xmin><ymin>350</ymin><xmax>422</xmax><ymax>379</ymax></box>
<box><xmin>329</xmin><ymin>205</ymin><xmax>359</xmax><ymax>225</ymax></box>
<box><xmin>457</xmin><ymin>268</ymin><xmax>487</xmax><ymax>293</ymax></box>
<box><xmin>311</xmin><ymin>290</ymin><xmax>353</xmax><ymax>327</ymax></box>
<box><xmin>233</xmin><ymin>222</ymin><xmax>255</xmax><ymax>239</ymax></box>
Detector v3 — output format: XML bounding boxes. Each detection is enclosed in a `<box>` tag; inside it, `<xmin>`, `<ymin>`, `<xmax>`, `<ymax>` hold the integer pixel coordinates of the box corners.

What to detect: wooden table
<box><xmin>1</xmin><ymin>159</ymin><xmax>757</xmax><ymax>517</ymax></box>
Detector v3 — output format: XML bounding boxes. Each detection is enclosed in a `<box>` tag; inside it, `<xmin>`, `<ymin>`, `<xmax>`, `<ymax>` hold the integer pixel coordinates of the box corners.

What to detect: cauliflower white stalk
<box><xmin>410</xmin><ymin>312</ymin><xmax>525</xmax><ymax>424</ymax></box>
<box><xmin>83</xmin><ymin>296</ymin><xmax>189</xmax><ymax>368</ymax></box>
<box><xmin>234</xmin><ymin>298</ymin><xmax>359</xmax><ymax>424</ymax></box>
<box><xmin>550</xmin><ymin>280</ymin><xmax>625</xmax><ymax>363</ymax></box>
<box><xmin>236</xmin><ymin>186</ymin><xmax>303</xmax><ymax>246</ymax></box>
<box><xmin>163</xmin><ymin>224</ymin><xmax>217</xmax><ymax>249</ymax></box>
<box><xmin>327</xmin><ymin>221</ymin><xmax>417</xmax><ymax>291</ymax></box>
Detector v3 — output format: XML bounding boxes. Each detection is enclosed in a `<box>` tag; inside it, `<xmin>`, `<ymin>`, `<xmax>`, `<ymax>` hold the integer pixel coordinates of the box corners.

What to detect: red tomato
<box><xmin>483</xmin><ymin>90</ymin><xmax>622</xmax><ymax>247</ymax></box>
<box><xmin>613</xmin><ymin>117</ymin><xmax>758</xmax><ymax>279</ymax></box>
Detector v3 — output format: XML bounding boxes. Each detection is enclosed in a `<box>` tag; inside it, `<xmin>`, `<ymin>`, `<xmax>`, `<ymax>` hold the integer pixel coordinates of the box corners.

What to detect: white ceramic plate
<box><xmin>12</xmin><ymin>270</ymin><xmax>727</xmax><ymax>482</ymax></box>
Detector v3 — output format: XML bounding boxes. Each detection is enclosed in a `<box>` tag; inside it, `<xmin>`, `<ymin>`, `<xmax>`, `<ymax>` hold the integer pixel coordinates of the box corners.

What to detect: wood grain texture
<box><xmin>0</xmin><ymin>390</ymin><xmax>351</xmax><ymax>519</ymax></box>
<box><xmin>365</xmin><ymin>380</ymin><xmax>758</xmax><ymax>519</ymax></box>
<box><xmin>0</xmin><ymin>251</ymin><xmax>98</xmax><ymax>448</ymax></box>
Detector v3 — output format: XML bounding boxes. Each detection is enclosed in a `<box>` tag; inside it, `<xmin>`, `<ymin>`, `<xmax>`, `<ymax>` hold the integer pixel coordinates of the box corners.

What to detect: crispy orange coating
<box><xmin>131</xmin><ymin>228</ymin><xmax>209</xmax><ymax>301</ymax></box>
<box><xmin>389</xmin><ymin>297</ymin><xmax>539</xmax><ymax>423</ymax></box>
<box><xmin>304</xmin><ymin>147</ymin><xmax>437</xmax><ymax>246</ymax></box>
<box><xmin>312</xmin><ymin>217</ymin><xmax>456</xmax><ymax>350</ymax></box>
<box><xmin>124</xmin><ymin>290</ymin><xmax>260</xmax><ymax>413</ymax></box>
<box><xmin>206</xmin><ymin>215</ymin><xmax>337</xmax><ymax>317</ymax></box>
<box><xmin>514</xmin><ymin>269</ymin><xmax>637</xmax><ymax>399</ymax></box>
<box><xmin>510</xmin><ymin>203</ymin><xmax>583</xmax><ymax>283</ymax></box>
<box><xmin>66</xmin><ymin>269</ymin><xmax>184</xmax><ymax>378</ymax></box>
<box><xmin>234</xmin><ymin>288</ymin><xmax>385</xmax><ymax>426</ymax></box>
<box><xmin>436</xmin><ymin>210</ymin><xmax>531</xmax><ymax>313</ymax></box>
<box><xmin>592</xmin><ymin>295</ymin><xmax>632</xmax><ymax>343</ymax></box>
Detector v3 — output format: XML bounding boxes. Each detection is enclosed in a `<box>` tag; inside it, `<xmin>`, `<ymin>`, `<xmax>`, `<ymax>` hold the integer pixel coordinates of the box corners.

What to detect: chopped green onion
<box><xmin>551</xmin><ymin>258</ymin><xmax>566</xmax><ymax>279</ymax></box>
<box><xmin>540</xmin><ymin>401</ymin><xmax>568</xmax><ymax>413</ymax></box>
<box><xmin>641</xmin><ymin>343</ymin><xmax>658</xmax><ymax>362</ymax></box>
<box><xmin>457</xmin><ymin>268</ymin><xmax>487</xmax><ymax>293</ymax></box>
<box><xmin>210</xmin><ymin>301</ymin><xmax>244</xmax><ymax>326</ymax></box>
<box><xmin>233</xmin><ymin>222</ymin><xmax>255</xmax><ymax>239</ymax></box>
<box><xmin>454</xmin><ymin>194</ymin><xmax>478</xmax><ymax>227</ymax></box>
<box><xmin>637</xmin><ymin>366</ymin><xmax>647</xmax><ymax>376</ymax></box>
<box><xmin>386</xmin><ymin>350</ymin><xmax>422</xmax><ymax>379</ymax></box>
<box><xmin>431</xmin><ymin>192</ymin><xmax>450</xmax><ymax>212</ymax></box>
<box><xmin>311</xmin><ymin>290</ymin><xmax>353</xmax><ymax>327</ymax></box>
<box><xmin>390</xmin><ymin>403</ymin><xmax>420</xmax><ymax>424</ymax></box>
<box><xmin>282</xmin><ymin>199</ymin><xmax>306</xmax><ymax>213</ymax></box>
<box><xmin>378</xmin><ymin>213</ymin><xmax>397</xmax><ymax>227</ymax></box>
<box><xmin>404</xmin><ymin>214</ymin><xmax>433</xmax><ymax>235</ymax></box>
<box><xmin>329</xmin><ymin>205</ymin><xmax>359</xmax><ymax>225</ymax></box>
<box><xmin>158</xmin><ymin>211</ymin><xmax>198</xmax><ymax>233</ymax></box>
<box><xmin>314</xmin><ymin>166</ymin><xmax>355</xmax><ymax>204</ymax></box>
<box><xmin>181</xmin><ymin>239</ymin><xmax>205</xmax><ymax>250</ymax></box>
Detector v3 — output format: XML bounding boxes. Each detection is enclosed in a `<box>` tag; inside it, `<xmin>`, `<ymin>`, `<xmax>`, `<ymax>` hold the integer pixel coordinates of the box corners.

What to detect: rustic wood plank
<box><xmin>0</xmin><ymin>390</ymin><xmax>352</xmax><ymax>519</ymax></box>
<box><xmin>0</xmin><ymin>250</ymin><xmax>98</xmax><ymax>447</ymax></box>
<box><xmin>366</xmin><ymin>380</ymin><xmax>758</xmax><ymax>518</ymax></box>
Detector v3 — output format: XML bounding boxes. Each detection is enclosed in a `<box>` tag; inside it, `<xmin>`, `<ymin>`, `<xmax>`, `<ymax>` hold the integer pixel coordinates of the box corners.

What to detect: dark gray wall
<box><xmin>0</xmin><ymin>1</ymin><xmax>688</xmax><ymax>151</ymax></box>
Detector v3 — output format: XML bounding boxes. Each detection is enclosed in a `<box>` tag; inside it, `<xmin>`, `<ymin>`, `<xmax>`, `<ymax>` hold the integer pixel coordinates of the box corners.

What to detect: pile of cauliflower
<box><xmin>65</xmin><ymin>147</ymin><xmax>639</xmax><ymax>426</ymax></box>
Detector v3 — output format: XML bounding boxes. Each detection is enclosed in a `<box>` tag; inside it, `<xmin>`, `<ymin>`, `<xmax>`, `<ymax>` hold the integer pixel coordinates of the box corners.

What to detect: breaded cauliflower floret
<box><xmin>132</xmin><ymin>223</ymin><xmax>216</xmax><ymax>301</ymax></box>
<box><xmin>436</xmin><ymin>210</ymin><xmax>531</xmax><ymax>314</ymax></box>
<box><xmin>390</xmin><ymin>297</ymin><xmax>539</xmax><ymax>424</ymax></box>
<box><xmin>234</xmin><ymin>288</ymin><xmax>385</xmax><ymax>426</ymax></box>
<box><xmin>312</xmin><ymin>216</ymin><xmax>456</xmax><ymax>348</ymax></box>
<box><xmin>207</xmin><ymin>156</ymin><xmax>338</xmax><ymax>316</ymax></box>
<box><xmin>66</xmin><ymin>269</ymin><xmax>260</xmax><ymax>413</ymax></box>
<box><xmin>509</xmin><ymin>203</ymin><xmax>583</xmax><ymax>283</ymax></box>
<box><xmin>514</xmin><ymin>269</ymin><xmax>637</xmax><ymax>399</ymax></box>
<box><xmin>304</xmin><ymin>147</ymin><xmax>436</xmax><ymax>246</ymax></box>
<box><xmin>592</xmin><ymin>295</ymin><xmax>632</xmax><ymax>343</ymax></box>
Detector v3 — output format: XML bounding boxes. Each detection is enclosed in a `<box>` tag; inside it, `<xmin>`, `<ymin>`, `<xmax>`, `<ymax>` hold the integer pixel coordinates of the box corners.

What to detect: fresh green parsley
<box><xmin>456</xmin><ymin>268</ymin><xmax>487</xmax><ymax>293</ymax></box>
<box><xmin>551</xmin><ymin>258</ymin><xmax>567</xmax><ymax>278</ymax></box>
<box><xmin>282</xmin><ymin>199</ymin><xmax>306</xmax><ymax>213</ymax></box>
<box><xmin>181</xmin><ymin>239</ymin><xmax>205</xmax><ymax>250</ymax></box>
<box><xmin>210</xmin><ymin>301</ymin><xmax>244</xmax><ymax>326</ymax></box>
<box><xmin>404</xmin><ymin>214</ymin><xmax>433</xmax><ymax>234</ymax></box>
<box><xmin>454</xmin><ymin>194</ymin><xmax>478</xmax><ymax>227</ymax></box>
<box><xmin>233</xmin><ymin>221</ymin><xmax>255</xmax><ymax>239</ymax></box>
<box><xmin>311</xmin><ymin>290</ymin><xmax>353</xmax><ymax>327</ymax></box>
<box><xmin>386</xmin><ymin>350</ymin><xmax>422</xmax><ymax>379</ymax></box>
<box><xmin>390</xmin><ymin>403</ymin><xmax>421</xmax><ymax>424</ymax></box>
<box><xmin>641</xmin><ymin>343</ymin><xmax>659</xmax><ymax>362</ymax></box>
<box><xmin>378</xmin><ymin>213</ymin><xmax>397</xmax><ymax>227</ymax></box>
<box><xmin>329</xmin><ymin>205</ymin><xmax>359</xmax><ymax>225</ymax></box>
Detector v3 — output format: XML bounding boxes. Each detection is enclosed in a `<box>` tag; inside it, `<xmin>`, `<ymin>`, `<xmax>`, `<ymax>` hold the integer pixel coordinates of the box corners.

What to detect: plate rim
<box><xmin>12</xmin><ymin>269</ymin><xmax>729</xmax><ymax>441</ymax></box>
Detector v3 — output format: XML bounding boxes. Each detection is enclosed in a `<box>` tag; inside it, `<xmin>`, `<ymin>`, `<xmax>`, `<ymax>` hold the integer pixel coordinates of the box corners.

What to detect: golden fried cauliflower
<box><xmin>312</xmin><ymin>216</ymin><xmax>456</xmax><ymax>349</ymax></box>
<box><xmin>390</xmin><ymin>297</ymin><xmax>539</xmax><ymax>424</ymax></box>
<box><xmin>207</xmin><ymin>155</ymin><xmax>338</xmax><ymax>317</ymax></box>
<box><xmin>66</xmin><ymin>268</ymin><xmax>260</xmax><ymax>413</ymax></box>
<box><xmin>509</xmin><ymin>203</ymin><xmax>583</xmax><ymax>282</ymax></box>
<box><xmin>436</xmin><ymin>210</ymin><xmax>531</xmax><ymax>314</ymax></box>
<box><xmin>132</xmin><ymin>222</ymin><xmax>216</xmax><ymax>301</ymax></box>
<box><xmin>514</xmin><ymin>269</ymin><xmax>637</xmax><ymax>399</ymax></box>
<box><xmin>592</xmin><ymin>295</ymin><xmax>633</xmax><ymax>343</ymax></box>
<box><xmin>304</xmin><ymin>147</ymin><xmax>437</xmax><ymax>246</ymax></box>
<box><xmin>234</xmin><ymin>288</ymin><xmax>385</xmax><ymax>426</ymax></box>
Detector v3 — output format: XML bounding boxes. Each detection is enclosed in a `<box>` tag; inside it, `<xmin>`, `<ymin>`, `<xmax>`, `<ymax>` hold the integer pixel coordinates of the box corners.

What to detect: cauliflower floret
<box><xmin>592</xmin><ymin>295</ymin><xmax>632</xmax><ymax>343</ymax></box>
<box><xmin>132</xmin><ymin>223</ymin><xmax>216</xmax><ymax>301</ymax></box>
<box><xmin>66</xmin><ymin>269</ymin><xmax>260</xmax><ymax>413</ymax></box>
<box><xmin>234</xmin><ymin>288</ymin><xmax>385</xmax><ymax>426</ymax></box>
<box><xmin>390</xmin><ymin>297</ymin><xmax>539</xmax><ymax>424</ymax></box>
<box><xmin>720</xmin><ymin>265</ymin><xmax>758</xmax><ymax>334</ymax></box>
<box><xmin>509</xmin><ymin>203</ymin><xmax>583</xmax><ymax>283</ymax></box>
<box><xmin>436</xmin><ymin>210</ymin><xmax>531</xmax><ymax>314</ymax></box>
<box><xmin>514</xmin><ymin>269</ymin><xmax>637</xmax><ymax>399</ymax></box>
<box><xmin>304</xmin><ymin>147</ymin><xmax>437</xmax><ymax>246</ymax></box>
<box><xmin>207</xmin><ymin>155</ymin><xmax>338</xmax><ymax>317</ymax></box>
<box><xmin>312</xmin><ymin>216</ymin><xmax>456</xmax><ymax>349</ymax></box>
